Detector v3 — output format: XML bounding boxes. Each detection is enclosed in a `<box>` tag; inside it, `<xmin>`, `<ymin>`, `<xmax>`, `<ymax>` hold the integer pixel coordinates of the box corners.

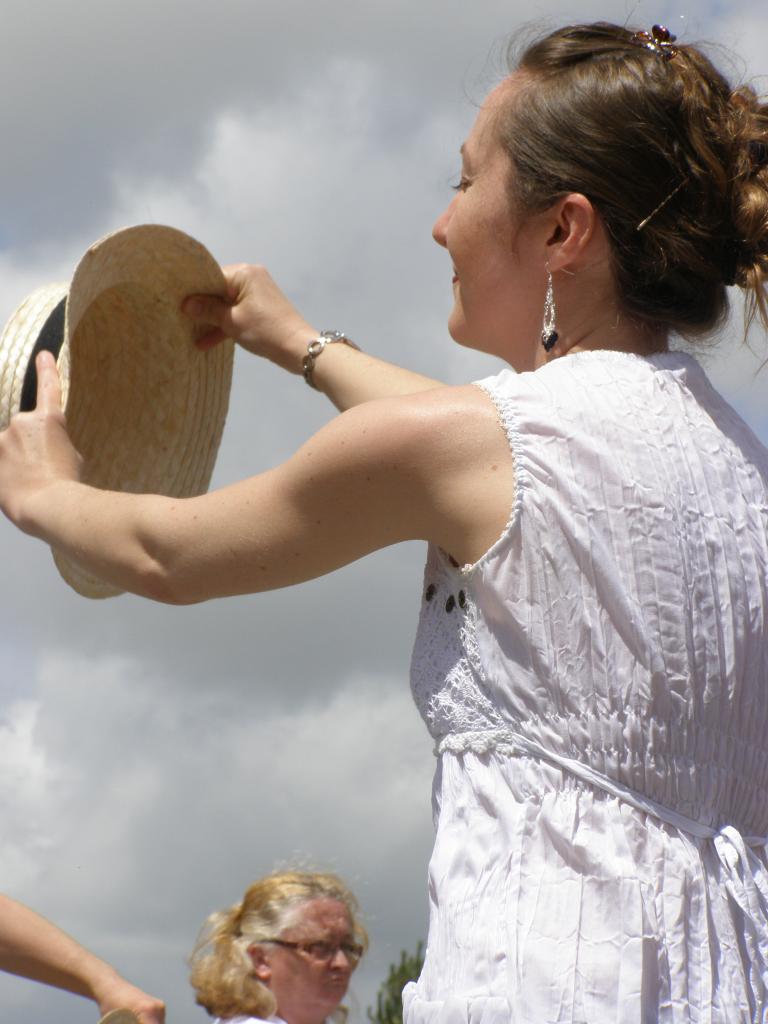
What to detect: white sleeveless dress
<box><xmin>404</xmin><ymin>351</ymin><xmax>768</xmax><ymax>1024</ymax></box>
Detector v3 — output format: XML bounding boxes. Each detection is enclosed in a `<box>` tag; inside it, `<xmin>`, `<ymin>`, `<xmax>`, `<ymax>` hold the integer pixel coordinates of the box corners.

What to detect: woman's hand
<box><xmin>92</xmin><ymin>973</ymin><xmax>166</xmax><ymax>1024</ymax></box>
<box><xmin>0</xmin><ymin>895</ymin><xmax>165</xmax><ymax>1024</ymax></box>
<box><xmin>0</xmin><ymin>351</ymin><xmax>82</xmax><ymax>531</ymax></box>
<box><xmin>183</xmin><ymin>263</ymin><xmax>317</xmax><ymax>374</ymax></box>
<box><xmin>184</xmin><ymin>262</ymin><xmax>445</xmax><ymax>409</ymax></box>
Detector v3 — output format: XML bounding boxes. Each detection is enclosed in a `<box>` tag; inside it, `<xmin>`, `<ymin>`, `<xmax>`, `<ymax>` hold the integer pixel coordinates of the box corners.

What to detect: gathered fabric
<box><xmin>406</xmin><ymin>351</ymin><xmax>768</xmax><ymax>1023</ymax></box>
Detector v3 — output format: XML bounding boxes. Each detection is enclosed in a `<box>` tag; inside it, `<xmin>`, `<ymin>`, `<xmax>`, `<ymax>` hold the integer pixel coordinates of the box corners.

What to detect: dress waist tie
<box><xmin>437</xmin><ymin>727</ymin><xmax>768</xmax><ymax>969</ymax></box>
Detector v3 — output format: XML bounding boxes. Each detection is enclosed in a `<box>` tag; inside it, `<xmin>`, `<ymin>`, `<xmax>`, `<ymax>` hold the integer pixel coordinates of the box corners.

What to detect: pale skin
<box><xmin>0</xmin><ymin>894</ymin><xmax>165</xmax><ymax>1023</ymax></box>
<box><xmin>0</xmin><ymin>74</ymin><xmax>667</xmax><ymax>604</ymax></box>
<box><xmin>247</xmin><ymin>898</ymin><xmax>358</xmax><ymax>1024</ymax></box>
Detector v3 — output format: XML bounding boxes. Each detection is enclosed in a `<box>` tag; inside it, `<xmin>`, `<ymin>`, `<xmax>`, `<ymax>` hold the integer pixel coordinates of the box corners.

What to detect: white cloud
<box><xmin>0</xmin><ymin>700</ymin><xmax>57</xmax><ymax>888</ymax></box>
<box><xmin>1</xmin><ymin>649</ymin><xmax>435</xmax><ymax>1019</ymax></box>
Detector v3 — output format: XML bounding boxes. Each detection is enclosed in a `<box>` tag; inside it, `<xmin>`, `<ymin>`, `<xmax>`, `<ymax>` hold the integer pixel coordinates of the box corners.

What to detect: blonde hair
<box><xmin>188</xmin><ymin>870</ymin><xmax>368</xmax><ymax>1020</ymax></box>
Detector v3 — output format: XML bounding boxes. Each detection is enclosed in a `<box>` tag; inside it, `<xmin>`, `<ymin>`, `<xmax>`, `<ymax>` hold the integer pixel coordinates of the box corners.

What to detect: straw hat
<box><xmin>98</xmin><ymin>1012</ymin><xmax>140</xmax><ymax>1024</ymax></box>
<box><xmin>0</xmin><ymin>224</ymin><xmax>234</xmax><ymax>599</ymax></box>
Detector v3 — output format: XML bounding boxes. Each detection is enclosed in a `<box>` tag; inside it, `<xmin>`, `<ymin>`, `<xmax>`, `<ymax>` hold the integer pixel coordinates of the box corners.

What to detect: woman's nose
<box><xmin>329</xmin><ymin>946</ymin><xmax>354</xmax><ymax>970</ymax></box>
<box><xmin>432</xmin><ymin>200</ymin><xmax>453</xmax><ymax>248</ymax></box>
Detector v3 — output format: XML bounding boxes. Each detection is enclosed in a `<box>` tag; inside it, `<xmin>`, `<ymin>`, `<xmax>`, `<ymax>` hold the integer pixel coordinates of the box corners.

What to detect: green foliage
<box><xmin>367</xmin><ymin>941</ymin><xmax>425</xmax><ymax>1024</ymax></box>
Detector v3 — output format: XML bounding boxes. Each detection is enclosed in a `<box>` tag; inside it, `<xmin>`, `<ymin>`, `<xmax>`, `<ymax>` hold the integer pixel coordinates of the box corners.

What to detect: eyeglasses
<box><xmin>265</xmin><ymin>938</ymin><xmax>364</xmax><ymax>965</ymax></box>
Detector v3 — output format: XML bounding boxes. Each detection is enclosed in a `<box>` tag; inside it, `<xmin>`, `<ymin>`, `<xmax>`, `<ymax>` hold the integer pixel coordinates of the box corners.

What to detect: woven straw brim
<box><xmin>98</xmin><ymin>1012</ymin><xmax>141</xmax><ymax>1024</ymax></box>
<box><xmin>0</xmin><ymin>224</ymin><xmax>234</xmax><ymax>599</ymax></box>
<box><xmin>0</xmin><ymin>283</ymin><xmax>70</xmax><ymax>430</ymax></box>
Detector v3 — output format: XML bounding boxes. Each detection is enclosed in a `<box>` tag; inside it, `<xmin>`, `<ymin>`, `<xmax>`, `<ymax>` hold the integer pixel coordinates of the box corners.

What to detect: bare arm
<box><xmin>0</xmin><ymin>895</ymin><xmax>165</xmax><ymax>1023</ymax></box>
<box><xmin>0</xmin><ymin>353</ymin><xmax>512</xmax><ymax>604</ymax></box>
<box><xmin>184</xmin><ymin>264</ymin><xmax>443</xmax><ymax>410</ymax></box>
<box><xmin>296</xmin><ymin>341</ymin><xmax>445</xmax><ymax>411</ymax></box>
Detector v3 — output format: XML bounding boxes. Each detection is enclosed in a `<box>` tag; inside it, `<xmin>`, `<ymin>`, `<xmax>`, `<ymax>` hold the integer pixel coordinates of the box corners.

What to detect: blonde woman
<box><xmin>189</xmin><ymin>871</ymin><xmax>366</xmax><ymax>1024</ymax></box>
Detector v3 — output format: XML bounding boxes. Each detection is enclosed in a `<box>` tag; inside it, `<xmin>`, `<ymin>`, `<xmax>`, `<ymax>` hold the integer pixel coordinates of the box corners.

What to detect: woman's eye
<box><xmin>451</xmin><ymin>176</ymin><xmax>471</xmax><ymax>193</ymax></box>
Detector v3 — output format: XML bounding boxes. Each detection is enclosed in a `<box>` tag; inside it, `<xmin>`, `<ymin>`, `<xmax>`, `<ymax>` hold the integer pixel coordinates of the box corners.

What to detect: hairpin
<box><xmin>631</xmin><ymin>24</ymin><xmax>679</xmax><ymax>61</ymax></box>
<box><xmin>636</xmin><ymin>176</ymin><xmax>689</xmax><ymax>231</ymax></box>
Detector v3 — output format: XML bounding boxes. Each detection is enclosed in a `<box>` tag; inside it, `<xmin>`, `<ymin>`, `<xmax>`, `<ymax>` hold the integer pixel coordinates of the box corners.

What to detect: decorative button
<box><xmin>425</xmin><ymin>584</ymin><xmax>436</xmax><ymax>602</ymax></box>
<box><xmin>445</xmin><ymin>595</ymin><xmax>456</xmax><ymax>613</ymax></box>
<box><xmin>458</xmin><ymin>590</ymin><xmax>466</xmax><ymax>608</ymax></box>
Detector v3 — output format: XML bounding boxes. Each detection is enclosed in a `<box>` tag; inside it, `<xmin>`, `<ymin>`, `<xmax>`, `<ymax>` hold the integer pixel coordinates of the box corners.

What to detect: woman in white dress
<box><xmin>188</xmin><ymin>871</ymin><xmax>366</xmax><ymax>1024</ymax></box>
<box><xmin>1</xmin><ymin>19</ymin><xmax>768</xmax><ymax>1023</ymax></box>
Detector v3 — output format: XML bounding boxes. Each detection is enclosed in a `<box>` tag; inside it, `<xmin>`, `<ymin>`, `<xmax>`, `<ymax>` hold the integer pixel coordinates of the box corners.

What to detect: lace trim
<box><xmin>410</xmin><ymin>568</ymin><xmax>504</xmax><ymax>738</ymax></box>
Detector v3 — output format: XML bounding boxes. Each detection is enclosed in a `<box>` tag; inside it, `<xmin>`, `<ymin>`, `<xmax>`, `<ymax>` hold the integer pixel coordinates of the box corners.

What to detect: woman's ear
<box><xmin>545</xmin><ymin>192</ymin><xmax>599</xmax><ymax>271</ymax></box>
<box><xmin>248</xmin><ymin>944</ymin><xmax>272</xmax><ymax>982</ymax></box>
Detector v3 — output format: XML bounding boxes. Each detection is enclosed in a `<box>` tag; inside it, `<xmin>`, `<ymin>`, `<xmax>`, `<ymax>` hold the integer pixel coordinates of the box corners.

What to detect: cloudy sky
<box><xmin>1</xmin><ymin>1</ymin><xmax>767</xmax><ymax>1021</ymax></box>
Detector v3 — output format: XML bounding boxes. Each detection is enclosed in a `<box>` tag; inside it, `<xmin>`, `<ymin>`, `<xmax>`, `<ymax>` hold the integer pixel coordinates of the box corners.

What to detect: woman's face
<box><xmin>432</xmin><ymin>75</ymin><xmax>546</xmax><ymax>368</ymax></box>
<box><xmin>250</xmin><ymin>898</ymin><xmax>358</xmax><ymax>1024</ymax></box>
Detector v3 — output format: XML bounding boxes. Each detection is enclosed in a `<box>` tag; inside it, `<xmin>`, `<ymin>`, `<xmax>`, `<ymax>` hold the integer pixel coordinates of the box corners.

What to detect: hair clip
<box><xmin>631</xmin><ymin>24</ymin><xmax>679</xmax><ymax>61</ymax></box>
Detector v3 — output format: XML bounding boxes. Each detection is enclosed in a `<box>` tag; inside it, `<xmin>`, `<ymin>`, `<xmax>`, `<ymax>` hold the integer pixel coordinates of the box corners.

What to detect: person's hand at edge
<box><xmin>91</xmin><ymin>971</ymin><xmax>166</xmax><ymax>1024</ymax></box>
<box><xmin>0</xmin><ymin>895</ymin><xmax>164</xmax><ymax>1024</ymax></box>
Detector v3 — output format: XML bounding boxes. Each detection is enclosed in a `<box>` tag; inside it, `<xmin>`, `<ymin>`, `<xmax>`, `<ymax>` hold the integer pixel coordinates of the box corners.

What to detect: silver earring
<box><xmin>541</xmin><ymin>267</ymin><xmax>558</xmax><ymax>352</ymax></box>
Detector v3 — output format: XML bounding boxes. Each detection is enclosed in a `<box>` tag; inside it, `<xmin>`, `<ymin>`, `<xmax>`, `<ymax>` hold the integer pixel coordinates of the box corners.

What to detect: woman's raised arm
<box><xmin>0</xmin><ymin>351</ymin><xmax>512</xmax><ymax>604</ymax></box>
<box><xmin>184</xmin><ymin>263</ymin><xmax>444</xmax><ymax>410</ymax></box>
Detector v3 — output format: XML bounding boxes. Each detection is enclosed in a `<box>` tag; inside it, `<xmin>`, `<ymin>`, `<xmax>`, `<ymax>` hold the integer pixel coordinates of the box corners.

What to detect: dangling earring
<box><xmin>541</xmin><ymin>266</ymin><xmax>558</xmax><ymax>352</ymax></box>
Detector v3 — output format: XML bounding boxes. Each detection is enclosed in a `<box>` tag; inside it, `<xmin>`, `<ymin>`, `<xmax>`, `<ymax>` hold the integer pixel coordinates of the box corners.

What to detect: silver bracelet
<box><xmin>302</xmin><ymin>331</ymin><xmax>360</xmax><ymax>389</ymax></box>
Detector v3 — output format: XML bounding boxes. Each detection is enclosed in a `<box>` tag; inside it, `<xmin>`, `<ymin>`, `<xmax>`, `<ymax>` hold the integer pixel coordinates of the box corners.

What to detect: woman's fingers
<box><xmin>196</xmin><ymin>327</ymin><xmax>229</xmax><ymax>351</ymax></box>
<box><xmin>183</xmin><ymin>294</ymin><xmax>234</xmax><ymax>351</ymax></box>
<box><xmin>182</xmin><ymin>263</ymin><xmax>314</xmax><ymax>368</ymax></box>
<box><xmin>0</xmin><ymin>351</ymin><xmax>81</xmax><ymax>525</ymax></box>
<box><xmin>183</xmin><ymin>293</ymin><xmax>230</xmax><ymax>325</ymax></box>
<box><xmin>35</xmin><ymin>351</ymin><xmax>63</xmax><ymax>415</ymax></box>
